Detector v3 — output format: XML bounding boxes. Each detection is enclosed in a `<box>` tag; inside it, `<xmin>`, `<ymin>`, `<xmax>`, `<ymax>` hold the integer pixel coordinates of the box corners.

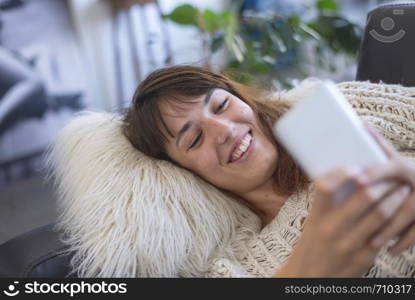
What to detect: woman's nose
<box><xmin>205</xmin><ymin>117</ymin><xmax>234</xmax><ymax>145</ymax></box>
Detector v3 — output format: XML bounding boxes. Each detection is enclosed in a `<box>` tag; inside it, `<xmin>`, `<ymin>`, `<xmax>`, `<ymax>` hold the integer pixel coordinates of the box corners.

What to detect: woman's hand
<box><xmin>360</xmin><ymin>122</ymin><xmax>415</xmax><ymax>255</ymax></box>
<box><xmin>275</xmin><ymin>123</ymin><xmax>415</xmax><ymax>277</ymax></box>
<box><xmin>276</xmin><ymin>166</ymin><xmax>395</xmax><ymax>277</ymax></box>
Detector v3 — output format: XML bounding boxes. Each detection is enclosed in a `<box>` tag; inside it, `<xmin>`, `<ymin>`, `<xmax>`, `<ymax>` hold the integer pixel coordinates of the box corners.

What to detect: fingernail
<box><xmin>388</xmin><ymin>247</ymin><xmax>401</xmax><ymax>256</ymax></box>
<box><xmin>371</xmin><ymin>236</ymin><xmax>385</xmax><ymax>248</ymax></box>
<box><xmin>356</xmin><ymin>174</ymin><xmax>368</xmax><ymax>185</ymax></box>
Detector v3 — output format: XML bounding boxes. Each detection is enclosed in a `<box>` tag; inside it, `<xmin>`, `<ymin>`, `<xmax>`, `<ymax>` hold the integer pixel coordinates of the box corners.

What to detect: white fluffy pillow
<box><xmin>47</xmin><ymin>112</ymin><xmax>257</xmax><ymax>277</ymax></box>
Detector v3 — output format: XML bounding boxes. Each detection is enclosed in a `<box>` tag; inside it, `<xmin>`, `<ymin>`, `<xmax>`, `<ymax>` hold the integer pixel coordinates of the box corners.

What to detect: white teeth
<box><xmin>231</xmin><ymin>133</ymin><xmax>252</xmax><ymax>161</ymax></box>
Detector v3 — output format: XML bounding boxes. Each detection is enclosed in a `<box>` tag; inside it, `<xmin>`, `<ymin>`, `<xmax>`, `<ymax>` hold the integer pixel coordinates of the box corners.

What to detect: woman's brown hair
<box><xmin>123</xmin><ymin>65</ymin><xmax>310</xmax><ymax>196</ymax></box>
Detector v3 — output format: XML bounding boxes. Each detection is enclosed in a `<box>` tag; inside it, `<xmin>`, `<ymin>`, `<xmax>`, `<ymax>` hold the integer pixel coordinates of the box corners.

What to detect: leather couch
<box><xmin>356</xmin><ymin>1</ymin><xmax>415</xmax><ymax>86</ymax></box>
<box><xmin>0</xmin><ymin>223</ymin><xmax>73</xmax><ymax>277</ymax></box>
<box><xmin>0</xmin><ymin>1</ymin><xmax>414</xmax><ymax>278</ymax></box>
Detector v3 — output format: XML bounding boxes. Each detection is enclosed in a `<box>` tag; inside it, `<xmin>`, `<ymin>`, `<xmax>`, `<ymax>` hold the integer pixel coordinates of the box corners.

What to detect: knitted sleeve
<box><xmin>337</xmin><ymin>81</ymin><xmax>415</xmax><ymax>158</ymax></box>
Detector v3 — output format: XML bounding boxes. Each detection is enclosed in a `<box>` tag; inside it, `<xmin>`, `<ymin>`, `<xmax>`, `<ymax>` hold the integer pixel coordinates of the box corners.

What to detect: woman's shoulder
<box><xmin>337</xmin><ymin>80</ymin><xmax>415</xmax><ymax>109</ymax></box>
<box><xmin>277</xmin><ymin>78</ymin><xmax>415</xmax><ymax>104</ymax></box>
<box><xmin>339</xmin><ymin>81</ymin><xmax>415</xmax><ymax>153</ymax></box>
<box><xmin>337</xmin><ymin>80</ymin><xmax>415</xmax><ymax>95</ymax></box>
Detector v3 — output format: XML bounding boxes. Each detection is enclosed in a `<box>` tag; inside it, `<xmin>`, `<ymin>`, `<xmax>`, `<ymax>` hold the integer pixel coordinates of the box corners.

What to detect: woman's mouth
<box><xmin>229</xmin><ymin>131</ymin><xmax>253</xmax><ymax>163</ymax></box>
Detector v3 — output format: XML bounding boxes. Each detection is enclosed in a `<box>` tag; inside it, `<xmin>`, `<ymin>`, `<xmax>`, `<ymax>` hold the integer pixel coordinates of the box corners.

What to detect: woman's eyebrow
<box><xmin>203</xmin><ymin>89</ymin><xmax>215</xmax><ymax>105</ymax></box>
<box><xmin>175</xmin><ymin>89</ymin><xmax>216</xmax><ymax>148</ymax></box>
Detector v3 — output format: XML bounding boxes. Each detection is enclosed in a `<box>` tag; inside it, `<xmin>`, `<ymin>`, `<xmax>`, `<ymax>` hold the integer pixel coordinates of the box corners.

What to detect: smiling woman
<box><xmin>122</xmin><ymin>65</ymin><xmax>415</xmax><ymax>277</ymax></box>
<box><xmin>123</xmin><ymin>65</ymin><xmax>310</xmax><ymax>203</ymax></box>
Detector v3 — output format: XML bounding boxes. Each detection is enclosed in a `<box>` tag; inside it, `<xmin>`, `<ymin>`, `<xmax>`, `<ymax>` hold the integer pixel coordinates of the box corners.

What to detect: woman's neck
<box><xmin>237</xmin><ymin>178</ymin><xmax>290</xmax><ymax>227</ymax></box>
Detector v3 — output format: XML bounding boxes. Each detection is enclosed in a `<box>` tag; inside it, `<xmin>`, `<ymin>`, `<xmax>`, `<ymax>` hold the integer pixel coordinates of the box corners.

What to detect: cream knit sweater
<box><xmin>206</xmin><ymin>81</ymin><xmax>415</xmax><ymax>278</ymax></box>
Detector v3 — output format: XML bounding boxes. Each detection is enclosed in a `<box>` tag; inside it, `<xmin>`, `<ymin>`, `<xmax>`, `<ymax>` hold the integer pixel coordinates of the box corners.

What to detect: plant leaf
<box><xmin>317</xmin><ymin>0</ymin><xmax>339</xmax><ymax>11</ymax></box>
<box><xmin>164</xmin><ymin>4</ymin><xmax>198</xmax><ymax>26</ymax></box>
<box><xmin>298</xmin><ymin>23</ymin><xmax>321</xmax><ymax>40</ymax></box>
<box><xmin>231</xmin><ymin>34</ymin><xmax>246</xmax><ymax>62</ymax></box>
<box><xmin>266</xmin><ymin>25</ymin><xmax>287</xmax><ymax>53</ymax></box>
<box><xmin>203</xmin><ymin>9</ymin><xmax>221</xmax><ymax>33</ymax></box>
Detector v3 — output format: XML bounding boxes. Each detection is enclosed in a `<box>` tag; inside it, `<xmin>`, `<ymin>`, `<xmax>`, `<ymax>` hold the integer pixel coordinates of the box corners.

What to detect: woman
<box><xmin>123</xmin><ymin>65</ymin><xmax>415</xmax><ymax>277</ymax></box>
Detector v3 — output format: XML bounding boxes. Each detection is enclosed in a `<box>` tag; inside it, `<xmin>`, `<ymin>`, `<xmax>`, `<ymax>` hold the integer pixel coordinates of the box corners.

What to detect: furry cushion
<box><xmin>46</xmin><ymin>112</ymin><xmax>257</xmax><ymax>277</ymax></box>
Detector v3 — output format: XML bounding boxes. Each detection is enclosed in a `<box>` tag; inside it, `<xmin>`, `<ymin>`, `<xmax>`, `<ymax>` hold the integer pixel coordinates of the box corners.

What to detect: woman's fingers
<box><xmin>313</xmin><ymin>158</ymin><xmax>415</xmax><ymax>256</ymax></box>
<box><xmin>312</xmin><ymin>166</ymin><xmax>364</xmax><ymax>215</ymax></box>
<box><xmin>375</xmin><ymin>183</ymin><xmax>410</xmax><ymax>222</ymax></box>
<box><xmin>344</xmin><ymin>200</ymin><xmax>393</xmax><ymax>250</ymax></box>
<box><xmin>353</xmin><ymin>158</ymin><xmax>415</xmax><ymax>253</ymax></box>
<box><xmin>314</xmin><ymin>165</ymin><xmax>405</xmax><ymax>227</ymax></box>
<box><xmin>363</xmin><ymin>121</ymin><xmax>398</xmax><ymax>159</ymax></box>
<box><xmin>329</xmin><ymin>182</ymin><xmax>413</xmax><ymax>256</ymax></box>
<box><xmin>370</xmin><ymin>187</ymin><xmax>415</xmax><ymax>249</ymax></box>
<box><xmin>330</xmin><ymin>181</ymin><xmax>401</xmax><ymax>239</ymax></box>
<box><xmin>359</xmin><ymin>160</ymin><xmax>415</xmax><ymax>187</ymax></box>
<box><xmin>360</xmin><ymin>125</ymin><xmax>415</xmax><ymax>253</ymax></box>
<box><xmin>389</xmin><ymin>220</ymin><xmax>415</xmax><ymax>255</ymax></box>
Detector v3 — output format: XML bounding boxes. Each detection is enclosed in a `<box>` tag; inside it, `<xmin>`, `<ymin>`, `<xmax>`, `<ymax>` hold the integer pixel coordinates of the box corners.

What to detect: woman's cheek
<box><xmin>188</xmin><ymin>151</ymin><xmax>213</xmax><ymax>172</ymax></box>
<box><xmin>239</xmin><ymin>105</ymin><xmax>254</xmax><ymax>120</ymax></box>
<box><xmin>199</xmin><ymin>153</ymin><xmax>216</xmax><ymax>171</ymax></box>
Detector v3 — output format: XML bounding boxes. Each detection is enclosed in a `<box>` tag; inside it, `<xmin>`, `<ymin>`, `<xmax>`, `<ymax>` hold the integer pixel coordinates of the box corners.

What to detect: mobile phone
<box><xmin>273</xmin><ymin>81</ymin><xmax>388</xmax><ymax>180</ymax></box>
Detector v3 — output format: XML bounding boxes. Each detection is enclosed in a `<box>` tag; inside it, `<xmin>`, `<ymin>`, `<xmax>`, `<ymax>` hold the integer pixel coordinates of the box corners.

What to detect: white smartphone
<box><xmin>273</xmin><ymin>81</ymin><xmax>388</xmax><ymax>180</ymax></box>
<box><xmin>273</xmin><ymin>81</ymin><xmax>408</xmax><ymax>208</ymax></box>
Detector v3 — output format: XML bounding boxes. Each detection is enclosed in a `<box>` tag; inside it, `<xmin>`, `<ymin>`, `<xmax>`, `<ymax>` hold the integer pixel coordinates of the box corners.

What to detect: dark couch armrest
<box><xmin>0</xmin><ymin>223</ymin><xmax>75</xmax><ymax>277</ymax></box>
<box><xmin>356</xmin><ymin>2</ymin><xmax>415</xmax><ymax>86</ymax></box>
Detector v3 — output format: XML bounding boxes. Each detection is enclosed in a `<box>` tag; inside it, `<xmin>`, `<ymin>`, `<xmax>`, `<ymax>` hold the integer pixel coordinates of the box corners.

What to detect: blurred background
<box><xmin>0</xmin><ymin>0</ymin><xmax>406</xmax><ymax>244</ymax></box>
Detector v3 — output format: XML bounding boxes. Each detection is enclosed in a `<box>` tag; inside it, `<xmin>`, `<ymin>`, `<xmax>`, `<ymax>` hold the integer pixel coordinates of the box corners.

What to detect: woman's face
<box><xmin>159</xmin><ymin>88</ymin><xmax>278</xmax><ymax>194</ymax></box>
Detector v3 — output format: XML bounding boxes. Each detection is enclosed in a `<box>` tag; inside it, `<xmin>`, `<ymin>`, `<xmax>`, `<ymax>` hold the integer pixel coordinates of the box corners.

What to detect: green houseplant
<box><xmin>164</xmin><ymin>0</ymin><xmax>362</xmax><ymax>88</ymax></box>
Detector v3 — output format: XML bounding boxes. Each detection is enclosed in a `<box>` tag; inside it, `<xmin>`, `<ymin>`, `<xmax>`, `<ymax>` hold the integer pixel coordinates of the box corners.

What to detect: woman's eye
<box><xmin>216</xmin><ymin>98</ymin><xmax>229</xmax><ymax>113</ymax></box>
<box><xmin>189</xmin><ymin>132</ymin><xmax>202</xmax><ymax>149</ymax></box>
